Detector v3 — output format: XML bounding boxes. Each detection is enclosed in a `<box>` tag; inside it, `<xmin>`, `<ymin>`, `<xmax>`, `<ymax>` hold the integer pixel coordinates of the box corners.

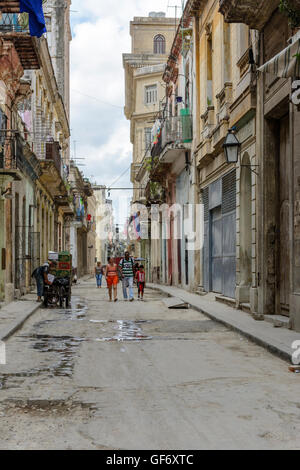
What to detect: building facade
<box><xmin>0</xmin><ymin>0</ymin><xmax>86</xmax><ymax>302</ymax></box>
<box><xmin>219</xmin><ymin>0</ymin><xmax>300</xmax><ymax>328</ymax></box>
<box><xmin>123</xmin><ymin>12</ymin><xmax>177</xmax><ymax>270</ymax></box>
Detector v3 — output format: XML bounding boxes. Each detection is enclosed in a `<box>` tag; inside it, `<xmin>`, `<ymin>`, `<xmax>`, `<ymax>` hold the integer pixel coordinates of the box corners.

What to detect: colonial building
<box><xmin>123</xmin><ymin>12</ymin><xmax>176</xmax><ymax>269</ymax></box>
<box><xmin>0</xmin><ymin>1</ymin><xmax>74</xmax><ymax>302</ymax></box>
<box><xmin>69</xmin><ymin>162</ymin><xmax>93</xmax><ymax>278</ymax></box>
<box><xmin>149</xmin><ymin>13</ymin><xmax>195</xmax><ymax>289</ymax></box>
<box><xmin>219</xmin><ymin>0</ymin><xmax>300</xmax><ymax>328</ymax></box>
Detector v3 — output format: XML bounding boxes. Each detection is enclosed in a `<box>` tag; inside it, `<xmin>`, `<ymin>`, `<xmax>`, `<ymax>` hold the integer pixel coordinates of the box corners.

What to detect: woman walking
<box><xmin>95</xmin><ymin>262</ymin><xmax>103</xmax><ymax>288</ymax></box>
<box><xmin>105</xmin><ymin>257</ymin><xmax>118</xmax><ymax>302</ymax></box>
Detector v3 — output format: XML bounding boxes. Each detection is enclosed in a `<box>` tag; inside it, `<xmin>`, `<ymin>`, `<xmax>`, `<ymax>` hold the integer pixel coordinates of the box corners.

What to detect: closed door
<box><xmin>278</xmin><ymin>115</ymin><xmax>290</xmax><ymax>316</ymax></box>
<box><xmin>211</xmin><ymin>206</ymin><xmax>223</xmax><ymax>294</ymax></box>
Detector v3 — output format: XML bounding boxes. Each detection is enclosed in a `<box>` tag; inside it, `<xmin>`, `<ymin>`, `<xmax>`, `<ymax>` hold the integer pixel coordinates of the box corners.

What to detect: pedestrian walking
<box><xmin>95</xmin><ymin>262</ymin><xmax>103</xmax><ymax>288</ymax></box>
<box><xmin>119</xmin><ymin>251</ymin><xmax>135</xmax><ymax>301</ymax></box>
<box><xmin>31</xmin><ymin>262</ymin><xmax>50</xmax><ymax>302</ymax></box>
<box><xmin>105</xmin><ymin>257</ymin><xmax>118</xmax><ymax>302</ymax></box>
<box><xmin>136</xmin><ymin>265</ymin><xmax>146</xmax><ymax>300</ymax></box>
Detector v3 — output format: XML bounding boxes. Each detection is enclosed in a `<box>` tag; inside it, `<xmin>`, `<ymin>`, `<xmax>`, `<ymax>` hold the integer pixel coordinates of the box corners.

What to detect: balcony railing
<box><xmin>0</xmin><ymin>131</ymin><xmax>40</xmax><ymax>181</ymax></box>
<box><xmin>0</xmin><ymin>12</ymin><xmax>29</xmax><ymax>33</ymax></box>
<box><xmin>162</xmin><ymin>115</ymin><xmax>193</xmax><ymax>148</ymax></box>
<box><xmin>45</xmin><ymin>141</ymin><xmax>62</xmax><ymax>177</ymax></box>
<box><xmin>151</xmin><ymin>115</ymin><xmax>193</xmax><ymax>157</ymax></box>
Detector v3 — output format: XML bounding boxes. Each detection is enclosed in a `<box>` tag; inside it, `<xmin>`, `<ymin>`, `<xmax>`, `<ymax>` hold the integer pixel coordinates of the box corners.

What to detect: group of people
<box><xmin>95</xmin><ymin>252</ymin><xmax>146</xmax><ymax>302</ymax></box>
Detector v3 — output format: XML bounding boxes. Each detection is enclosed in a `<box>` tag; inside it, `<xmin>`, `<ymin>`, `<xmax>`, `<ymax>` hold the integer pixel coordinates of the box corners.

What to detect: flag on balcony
<box><xmin>20</xmin><ymin>0</ymin><xmax>47</xmax><ymax>38</ymax></box>
<box><xmin>258</xmin><ymin>38</ymin><xmax>300</xmax><ymax>78</ymax></box>
<box><xmin>128</xmin><ymin>212</ymin><xmax>141</xmax><ymax>241</ymax></box>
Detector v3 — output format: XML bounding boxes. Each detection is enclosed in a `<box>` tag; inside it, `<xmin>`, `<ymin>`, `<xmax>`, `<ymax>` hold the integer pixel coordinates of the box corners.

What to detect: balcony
<box><xmin>0</xmin><ymin>1</ymin><xmax>21</xmax><ymax>12</ymax></box>
<box><xmin>46</xmin><ymin>141</ymin><xmax>62</xmax><ymax>176</ymax></box>
<box><xmin>0</xmin><ymin>131</ymin><xmax>37</xmax><ymax>181</ymax></box>
<box><xmin>0</xmin><ymin>13</ymin><xmax>40</xmax><ymax>69</ymax></box>
<box><xmin>39</xmin><ymin>142</ymin><xmax>68</xmax><ymax>198</ymax></box>
<box><xmin>162</xmin><ymin>114</ymin><xmax>193</xmax><ymax>148</ymax></box>
<box><xmin>219</xmin><ymin>0</ymin><xmax>279</xmax><ymax>31</ymax></box>
<box><xmin>151</xmin><ymin>113</ymin><xmax>193</xmax><ymax>161</ymax></box>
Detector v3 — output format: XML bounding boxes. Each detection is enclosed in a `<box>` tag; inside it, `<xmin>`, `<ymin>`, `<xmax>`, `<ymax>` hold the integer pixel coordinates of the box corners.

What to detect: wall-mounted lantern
<box><xmin>223</xmin><ymin>128</ymin><xmax>240</xmax><ymax>164</ymax></box>
<box><xmin>223</xmin><ymin>127</ymin><xmax>259</xmax><ymax>175</ymax></box>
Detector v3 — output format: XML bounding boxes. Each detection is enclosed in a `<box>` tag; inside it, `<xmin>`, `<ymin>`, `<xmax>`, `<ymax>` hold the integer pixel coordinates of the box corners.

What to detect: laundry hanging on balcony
<box><xmin>20</xmin><ymin>0</ymin><xmax>46</xmax><ymax>37</ymax></box>
<box><xmin>258</xmin><ymin>38</ymin><xmax>300</xmax><ymax>78</ymax></box>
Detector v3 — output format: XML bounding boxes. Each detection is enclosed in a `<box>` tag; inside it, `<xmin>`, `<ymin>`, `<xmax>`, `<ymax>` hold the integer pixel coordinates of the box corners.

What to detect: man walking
<box><xmin>119</xmin><ymin>251</ymin><xmax>135</xmax><ymax>301</ymax></box>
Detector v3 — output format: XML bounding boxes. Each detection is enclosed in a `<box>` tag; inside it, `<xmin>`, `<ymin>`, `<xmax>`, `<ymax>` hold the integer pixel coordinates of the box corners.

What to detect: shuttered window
<box><xmin>222</xmin><ymin>170</ymin><xmax>236</xmax><ymax>214</ymax></box>
<box><xmin>145</xmin><ymin>85</ymin><xmax>158</xmax><ymax>105</ymax></box>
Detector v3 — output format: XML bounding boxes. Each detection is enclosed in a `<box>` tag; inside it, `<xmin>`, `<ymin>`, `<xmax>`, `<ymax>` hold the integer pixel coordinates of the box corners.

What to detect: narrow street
<box><xmin>0</xmin><ymin>278</ymin><xmax>299</xmax><ymax>450</ymax></box>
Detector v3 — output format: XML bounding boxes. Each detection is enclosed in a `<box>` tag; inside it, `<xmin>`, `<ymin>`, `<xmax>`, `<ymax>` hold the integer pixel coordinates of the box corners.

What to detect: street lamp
<box><xmin>223</xmin><ymin>128</ymin><xmax>241</xmax><ymax>164</ymax></box>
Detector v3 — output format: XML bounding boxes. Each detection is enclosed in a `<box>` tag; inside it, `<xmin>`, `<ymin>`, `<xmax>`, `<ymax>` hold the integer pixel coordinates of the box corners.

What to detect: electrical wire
<box><xmin>71</xmin><ymin>89</ymin><xmax>123</xmax><ymax>109</ymax></box>
<box><xmin>108</xmin><ymin>165</ymin><xmax>131</xmax><ymax>189</ymax></box>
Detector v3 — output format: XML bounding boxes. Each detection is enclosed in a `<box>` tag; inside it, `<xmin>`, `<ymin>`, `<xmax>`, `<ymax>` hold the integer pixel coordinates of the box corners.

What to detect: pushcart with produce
<box><xmin>43</xmin><ymin>252</ymin><xmax>72</xmax><ymax>308</ymax></box>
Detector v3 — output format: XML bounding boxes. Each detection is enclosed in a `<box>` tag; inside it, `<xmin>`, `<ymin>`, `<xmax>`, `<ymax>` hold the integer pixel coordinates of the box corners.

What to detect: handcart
<box><xmin>44</xmin><ymin>252</ymin><xmax>72</xmax><ymax>308</ymax></box>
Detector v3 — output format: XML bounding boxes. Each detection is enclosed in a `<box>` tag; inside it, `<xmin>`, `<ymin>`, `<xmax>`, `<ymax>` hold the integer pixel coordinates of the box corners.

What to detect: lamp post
<box><xmin>223</xmin><ymin>128</ymin><xmax>241</xmax><ymax>164</ymax></box>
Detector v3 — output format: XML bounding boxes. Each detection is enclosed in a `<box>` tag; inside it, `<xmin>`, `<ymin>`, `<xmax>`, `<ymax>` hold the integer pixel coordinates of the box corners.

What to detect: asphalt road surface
<box><xmin>0</xmin><ymin>277</ymin><xmax>299</xmax><ymax>450</ymax></box>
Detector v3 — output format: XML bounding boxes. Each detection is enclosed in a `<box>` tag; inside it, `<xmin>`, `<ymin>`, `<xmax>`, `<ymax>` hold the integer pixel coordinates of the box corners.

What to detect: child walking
<box><xmin>136</xmin><ymin>265</ymin><xmax>146</xmax><ymax>300</ymax></box>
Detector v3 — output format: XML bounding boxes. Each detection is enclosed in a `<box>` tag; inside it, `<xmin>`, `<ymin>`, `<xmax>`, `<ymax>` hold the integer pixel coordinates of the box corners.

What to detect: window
<box><xmin>145</xmin><ymin>85</ymin><xmax>157</xmax><ymax>105</ymax></box>
<box><xmin>144</xmin><ymin>127</ymin><xmax>152</xmax><ymax>155</ymax></box>
<box><xmin>154</xmin><ymin>35</ymin><xmax>166</xmax><ymax>54</ymax></box>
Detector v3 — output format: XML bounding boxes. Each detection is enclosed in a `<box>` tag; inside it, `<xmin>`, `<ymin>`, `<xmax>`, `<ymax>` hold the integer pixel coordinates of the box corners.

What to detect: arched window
<box><xmin>154</xmin><ymin>35</ymin><xmax>166</xmax><ymax>54</ymax></box>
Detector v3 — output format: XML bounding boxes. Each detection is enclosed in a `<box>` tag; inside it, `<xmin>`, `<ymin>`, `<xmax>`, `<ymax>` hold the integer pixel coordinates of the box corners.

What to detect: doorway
<box><xmin>278</xmin><ymin>115</ymin><xmax>290</xmax><ymax>316</ymax></box>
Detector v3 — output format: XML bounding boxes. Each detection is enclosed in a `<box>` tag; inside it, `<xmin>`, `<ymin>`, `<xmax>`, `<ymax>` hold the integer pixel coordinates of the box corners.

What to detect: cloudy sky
<box><xmin>70</xmin><ymin>0</ymin><xmax>180</xmax><ymax>226</ymax></box>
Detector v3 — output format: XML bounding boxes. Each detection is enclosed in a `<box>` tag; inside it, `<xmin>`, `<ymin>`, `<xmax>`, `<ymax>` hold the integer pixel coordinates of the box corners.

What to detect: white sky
<box><xmin>70</xmin><ymin>0</ymin><xmax>182</xmax><ymax>225</ymax></box>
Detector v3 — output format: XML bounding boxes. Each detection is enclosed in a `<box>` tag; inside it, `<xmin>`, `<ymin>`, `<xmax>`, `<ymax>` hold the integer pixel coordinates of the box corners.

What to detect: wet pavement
<box><xmin>0</xmin><ymin>278</ymin><xmax>300</xmax><ymax>449</ymax></box>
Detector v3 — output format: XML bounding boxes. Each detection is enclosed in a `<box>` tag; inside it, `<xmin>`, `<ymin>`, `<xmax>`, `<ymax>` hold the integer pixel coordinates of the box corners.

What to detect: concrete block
<box><xmin>162</xmin><ymin>297</ymin><xmax>189</xmax><ymax>309</ymax></box>
<box><xmin>5</xmin><ymin>284</ymin><xmax>14</xmax><ymax>304</ymax></box>
<box><xmin>236</xmin><ymin>285</ymin><xmax>250</xmax><ymax>304</ymax></box>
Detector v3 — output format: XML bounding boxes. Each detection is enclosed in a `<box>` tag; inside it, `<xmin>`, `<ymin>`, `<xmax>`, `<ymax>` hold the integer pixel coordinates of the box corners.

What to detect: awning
<box><xmin>258</xmin><ymin>38</ymin><xmax>300</xmax><ymax>78</ymax></box>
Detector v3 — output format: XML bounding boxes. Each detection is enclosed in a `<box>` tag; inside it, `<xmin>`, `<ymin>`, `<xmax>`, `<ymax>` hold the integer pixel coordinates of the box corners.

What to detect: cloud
<box><xmin>70</xmin><ymin>0</ymin><xmax>180</xmax><ymax>223</ymax></box>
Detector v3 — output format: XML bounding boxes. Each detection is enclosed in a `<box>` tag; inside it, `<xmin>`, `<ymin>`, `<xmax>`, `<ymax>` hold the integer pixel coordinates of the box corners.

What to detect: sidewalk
<box><xmin>0</xmin><ymin>293</ymin><xmax>40</xmax><ymax>342</ymax></box>
<box><xmin>0</xmin><ymin>275</ymin><xmax>95</xmax><ymax>343</ymax></box>
<box><xmin>149</xmin><ymin>283</ymin><xmax>300</xmax><ymax>363</ymax></box>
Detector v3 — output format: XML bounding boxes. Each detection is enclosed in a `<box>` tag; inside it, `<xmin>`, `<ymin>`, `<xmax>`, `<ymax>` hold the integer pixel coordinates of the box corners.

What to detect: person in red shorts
<box><xmin>136</xmin><ymin>265</ymin><xmax>146</xmax><ymax>301</ymax></box>
<box><xmin>105</xmin><ymin>257</ymin><xmax>119</xmax><ymax>302</ymax></box>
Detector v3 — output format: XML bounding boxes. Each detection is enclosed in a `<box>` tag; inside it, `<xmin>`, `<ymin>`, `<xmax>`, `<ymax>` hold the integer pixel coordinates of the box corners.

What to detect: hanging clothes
<box><xmin>20</xmin><ymin>0</ymin><xmax>47</xmax><ymax>38</ymax></box>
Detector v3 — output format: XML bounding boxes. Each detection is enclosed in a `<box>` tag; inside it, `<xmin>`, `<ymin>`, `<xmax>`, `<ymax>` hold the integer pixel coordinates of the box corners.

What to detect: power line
<box><xmin>108</xmin><ymin>165</ymin><xmax>131</xmax><ymax>189</ymax></box>
<box><xmin>71</xmin><ymin>89</ymin><xmax>123</xmax><ymax>109</ymax></box>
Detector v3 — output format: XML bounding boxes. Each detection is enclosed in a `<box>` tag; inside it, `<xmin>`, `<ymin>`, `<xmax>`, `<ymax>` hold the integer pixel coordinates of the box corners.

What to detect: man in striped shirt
<box><xmin>119</xmin><ymin>251</ymin><xmax>135</xmax><ymax>301</ymax></box>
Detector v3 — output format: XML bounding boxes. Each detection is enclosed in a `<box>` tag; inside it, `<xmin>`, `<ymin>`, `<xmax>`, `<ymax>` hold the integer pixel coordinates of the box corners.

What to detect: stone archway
<box><xmin>237</xmin><ymin>153</ymin><xmax>252</xmax><ymax>303</ymax></box>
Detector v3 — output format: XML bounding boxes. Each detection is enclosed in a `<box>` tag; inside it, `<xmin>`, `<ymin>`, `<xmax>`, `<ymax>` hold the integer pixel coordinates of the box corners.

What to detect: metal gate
<box><xmin>15</xmin><ymin>228</ymin><xmax>40</xmax><ymax>290</ymax></box>
<box><xmin>15</xmin><ymin>225</ymin><xmax>27</xmax><ymax>290</ymax></box>
<box><xmin>202</xmin><ymin>170</ymin><xmax>236</xmax><ymax>298</ymax></box>
<box><xmin>222</xmin><ymin>171</ymin><xmax>236</xmax><ymax>298</ymax></box>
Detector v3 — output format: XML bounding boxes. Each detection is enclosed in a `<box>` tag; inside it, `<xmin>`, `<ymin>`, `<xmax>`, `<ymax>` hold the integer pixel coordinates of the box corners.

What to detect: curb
<box><xmin>149</xmin><ymin>285</ymin><xmax>292</xmax><ymax>363</ymax></box>
<box><xmin>0</xmin><ymin>304</ymin><xmax>41</xmax><ymax>342</ymax></box>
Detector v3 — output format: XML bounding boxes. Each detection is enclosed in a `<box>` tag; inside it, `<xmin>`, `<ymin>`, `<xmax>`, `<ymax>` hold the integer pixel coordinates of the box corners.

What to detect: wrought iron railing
<box><xmin>162</xmin><ymin>115</ymin><xmax>193</xmax><ymax>148</ymax></box>
<box><xmin>151</xmin><ymin>114</ymin><xmax>193</xmax><ymax>158</ymax></box>
<box><xmin>0</xmin><ymin>13</ymin><xmax>29</xmax><ymax>33</ymax></box>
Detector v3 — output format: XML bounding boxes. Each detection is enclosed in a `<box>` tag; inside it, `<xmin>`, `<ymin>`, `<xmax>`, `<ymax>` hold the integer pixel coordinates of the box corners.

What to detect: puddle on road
<box><xmin>95</xmin><ymin>320</ymin><xmax>152</xmax><ymax>342</ymax></box>
<box><xmin>0</xmin><ymin>334</ymin><xmax>84</xmax><ymax>389</ymax></box>
<box><xmin>39</xmin><ymin>296</ymin><xmax>88</xmax><ymax>320</ymax></box>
